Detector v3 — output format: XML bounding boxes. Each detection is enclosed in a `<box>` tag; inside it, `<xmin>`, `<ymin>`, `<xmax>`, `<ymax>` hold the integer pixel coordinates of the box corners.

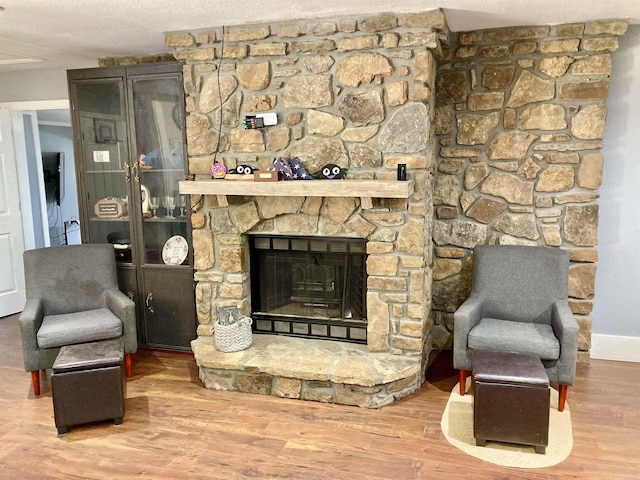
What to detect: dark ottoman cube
<box><xmin>472</xmin><ymin>349</ymin><xmax>550</xmax><ymax>454</ymax></box>
<box><xmin>51</xmin><ymin>338</ymin><xmax>125</xmax><ymax>434</ymax></box>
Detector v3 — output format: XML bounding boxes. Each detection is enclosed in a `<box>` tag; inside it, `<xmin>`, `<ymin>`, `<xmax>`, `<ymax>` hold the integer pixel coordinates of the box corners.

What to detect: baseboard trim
<box><xmin>590</xmin><ymin>334</ymin><xmax>640</xmax><ymax>363</ymax></box>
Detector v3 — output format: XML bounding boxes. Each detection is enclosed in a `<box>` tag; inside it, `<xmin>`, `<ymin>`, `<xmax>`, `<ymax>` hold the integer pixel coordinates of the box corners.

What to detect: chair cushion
<box><xmin>37</xmin><ymin>308</ymin><xmax>123</xmax><ymax>349</ymax></box>
<box><xmin>468</xmin><ymin>317</ymin><xmax>560</xmax><ymax>360</ymax></box>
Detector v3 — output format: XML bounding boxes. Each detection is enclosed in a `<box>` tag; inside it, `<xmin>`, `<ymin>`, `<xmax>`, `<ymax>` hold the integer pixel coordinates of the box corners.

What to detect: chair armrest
<box><xmin>551</xmin><ymin>300</ymin><xmax>579</xmax><ymax>385</ymax></box>
<box><xmin>18</xmin><ymin>298</ymin><xmax>44</xmax><ymax>372</ymax></box>
<box><xmin>453</xmin><ymin>293</ymin><xmax>484</xmax><ymax>371</ymax></box>
<box><xmin>105</xmin><ymin>289</ymin><xmax>137</xmax><ymax>355</ymax></box>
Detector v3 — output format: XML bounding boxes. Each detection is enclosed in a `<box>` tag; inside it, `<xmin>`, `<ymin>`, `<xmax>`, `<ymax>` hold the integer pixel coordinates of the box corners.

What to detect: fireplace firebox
<box><xmin>249</xmin><ymin>235</ymin><xmax>367</xmax><ymax>343</ymax></box>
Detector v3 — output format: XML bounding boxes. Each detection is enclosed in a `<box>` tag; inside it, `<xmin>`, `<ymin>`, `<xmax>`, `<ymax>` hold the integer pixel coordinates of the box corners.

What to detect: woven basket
<box><xmin>214</xmin><ymin>317</ymin><xmax>253</xmax><ymax>352</ymax></box>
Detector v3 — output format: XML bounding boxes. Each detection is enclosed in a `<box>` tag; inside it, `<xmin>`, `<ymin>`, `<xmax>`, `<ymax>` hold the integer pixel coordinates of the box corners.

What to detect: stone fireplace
<box><xmin>170</xmin><ymin>10</ymin><xmax>444</xmax><ymax>406</ymax></box>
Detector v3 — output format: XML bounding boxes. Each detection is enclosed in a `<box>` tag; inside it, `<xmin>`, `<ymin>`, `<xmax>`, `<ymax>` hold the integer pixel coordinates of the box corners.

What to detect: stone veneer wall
<box><xmin>164</xmin><ymin>11</ymin><xmax>448</xmax><ymax>405</ymax></box>
<box><xmin>430</xmin><ymin>20</ymin><xmax>628</xmax><ymax>355</ymax></box>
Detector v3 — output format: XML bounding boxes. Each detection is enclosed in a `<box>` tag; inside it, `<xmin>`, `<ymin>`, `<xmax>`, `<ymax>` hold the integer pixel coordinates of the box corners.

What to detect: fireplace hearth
<box><xmin>250</xmin><ymin>235</ymin><xmax>367</xmax><ymax>343</ymax></box>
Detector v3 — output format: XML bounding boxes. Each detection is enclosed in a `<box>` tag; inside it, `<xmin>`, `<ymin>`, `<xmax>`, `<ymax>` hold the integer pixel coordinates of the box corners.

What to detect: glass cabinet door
<box><xmin>129</xmin><ymin>74</ymin><xmax>190</xmax><ymax>267</ymax></box>
<box><xmin>74</xmin><ymin>78</ymin><xmax>134</xmax><ymax>264</ymax></box>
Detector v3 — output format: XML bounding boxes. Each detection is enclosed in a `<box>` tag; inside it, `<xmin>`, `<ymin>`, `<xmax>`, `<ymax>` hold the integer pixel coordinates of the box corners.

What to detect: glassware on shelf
<box><xmin>177</xmin><ymin>195</ymin><xmax>187</xmax><ymax>217</ymax></box>
<box><xmin>163</xmin><ymin>196</ymin><xmax>176</xmax><ymax>219</ymax></box>
<box><xmin>149</xmin><ymin>196</ymin><xmax>160</xmax><ymax>218</ymax></box>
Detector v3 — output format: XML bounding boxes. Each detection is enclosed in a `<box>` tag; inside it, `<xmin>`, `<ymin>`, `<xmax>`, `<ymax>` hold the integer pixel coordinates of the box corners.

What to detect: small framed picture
<box><xmin>218</xmin><ymin>306</ymin><xmax>242</xmax><ymax>326</ymax></box>
<box><xmin>94</xmin><ymin>119</ymin><xmax>117</xmax><ymax>143</ymax></box>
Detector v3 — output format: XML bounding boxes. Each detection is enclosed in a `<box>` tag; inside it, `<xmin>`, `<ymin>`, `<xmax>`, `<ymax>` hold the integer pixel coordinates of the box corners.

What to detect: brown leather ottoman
<box><xmin>472</xmin><ymin>349</ymin><xmax>550</xmax><ymax>454</ymax></box>
<box><xmin>51</xmin><ymin>338</ymin><xmax>125</xmax><ymax>434</ymax></box>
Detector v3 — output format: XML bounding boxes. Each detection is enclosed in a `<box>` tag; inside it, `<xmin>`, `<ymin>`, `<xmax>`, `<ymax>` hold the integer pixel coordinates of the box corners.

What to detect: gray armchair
<box><xmin>19</xmin><ymin>244</ymin><xmax>137</xmax><ymax>396</ymax></box>
<box><xmin>453</xmin><ymin>245</ymin><xmax>578</xmax><ymax>411</ymax></box>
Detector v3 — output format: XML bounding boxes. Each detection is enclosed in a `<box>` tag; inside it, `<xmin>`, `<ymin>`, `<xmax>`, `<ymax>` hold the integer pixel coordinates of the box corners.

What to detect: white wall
<box><xmin>592</xmin><ymin>24</ymin><xmax>640</xmax><ymax>361</ymax></box>
<box><xmin>0</xmin><ymin>68</ymin><xmax>71</xmax><ymax>103</ymax></box>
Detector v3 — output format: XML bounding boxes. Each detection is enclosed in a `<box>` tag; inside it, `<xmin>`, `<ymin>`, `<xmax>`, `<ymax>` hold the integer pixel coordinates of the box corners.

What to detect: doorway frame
<box><xmin>0</xmin><ymin>99</ymin><xmax>70</xmax><ymax>251</ymax></box>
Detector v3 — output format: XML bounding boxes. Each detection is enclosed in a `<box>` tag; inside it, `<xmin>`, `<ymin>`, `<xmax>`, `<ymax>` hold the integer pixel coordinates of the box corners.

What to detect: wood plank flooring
<box><xmin>1</xmin><ymin>313</ymin><xmax>639</xmax><ymax>479</ymax></box>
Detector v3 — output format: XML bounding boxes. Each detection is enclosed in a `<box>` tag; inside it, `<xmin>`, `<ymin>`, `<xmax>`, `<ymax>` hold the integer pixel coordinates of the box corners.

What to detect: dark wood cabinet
<box><xmin>68</xmin><ymin>62</ymin><xmax>196</xmax><ymax>351</ymax></box>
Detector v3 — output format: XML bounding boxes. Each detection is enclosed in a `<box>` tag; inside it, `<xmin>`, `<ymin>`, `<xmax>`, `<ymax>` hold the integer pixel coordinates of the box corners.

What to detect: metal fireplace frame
<box><xmin>249</xmin><ymin>235</ymin><xmax>368</xmax><ymax>343</ymax></box>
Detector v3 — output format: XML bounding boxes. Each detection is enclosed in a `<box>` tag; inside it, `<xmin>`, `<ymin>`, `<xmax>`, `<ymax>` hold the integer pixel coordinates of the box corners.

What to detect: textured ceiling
<box><xmin>0</xmin><ymin>0</ymin><xmax>639</xmax><ymax>73</ymax></box>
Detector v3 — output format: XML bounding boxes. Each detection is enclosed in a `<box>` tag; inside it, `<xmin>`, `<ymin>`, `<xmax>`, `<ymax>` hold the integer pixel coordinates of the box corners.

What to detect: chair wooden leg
<box><xmin>558</xmin><ymin>384</ymin><xmax>568</xmax><ymax>412</ymax></box>
<box><xmin>31</xmin><ymin>370</ymin><xmax>41</xmax><ymax>396</ymax></box>
<box><xmin>459</xmin><ymin>369</ymin><xmax>468</xmax><ymax>395</ymax></box>
<box><xmin>125</xmin><ymin>353</ymin><xmax>133</xmax><ymax>378</ymax></box>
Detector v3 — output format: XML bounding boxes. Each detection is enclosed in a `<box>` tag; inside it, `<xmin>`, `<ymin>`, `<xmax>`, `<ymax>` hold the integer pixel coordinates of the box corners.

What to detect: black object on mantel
<box><xmin>397</xmin><ymin>163</ymin><xmax>407</xmax><ymax>181</ymax></box>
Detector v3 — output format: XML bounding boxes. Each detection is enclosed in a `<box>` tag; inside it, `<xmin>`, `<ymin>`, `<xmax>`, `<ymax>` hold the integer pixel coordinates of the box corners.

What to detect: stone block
<box><xmin>488</xmin><ymin>131</ymin><xmax>537</xmax><ymax>160</ymax></box>
<box><xmin>230</xmin><ymin>128</ymin><xmax>265</xmax><ymax>152</ymax></box>
<box><xmin>367</xmin><ymin>256</ymin><xmax>399</xmax><ymax>276</ymax></box>
<box><xmin>165</xmin><ymin>33</ymin><xmax>196</xmax><ymax>47</ymax></box>
<box><xmin>560</xmin><ymin>80</ymin><xmax>609</xmax><ymax>100</ymax></box>
<box><xmin>483</xmin><ymin>26</ymin><xmax>549</xmax><ymax>42</ymax></box>
<box><xmin>340</xmin><ymin>88</ymin><xmax>387</xmax><ymax>128</ymax></box>
<box><xmin>334</xmin><ymin>385</ymin><xmax>374</xmax><ymax>407</ymax></box>
<box><xmin>336</xmin><ymin>35</ymin><xmax>380</xmax><ymax>53</ymax></box>
<box><xmin>195</xmin><ymin>282</ymin><xmax>213</xmax><ymax>324</ymax></box>
<box><xmin>249</xmin><ymin>42</ymin><xmax>287</xmax><ymax>56</ymax></box>
<box><xmin>468</xmin><ymin>92</ymin><xmax>504</xmax><ymax>111</ymax></box>
<box><xmin>290</xmin><ymin>40</ymin><xmax>336</xmax><ymax>54</ymax></box>
<box><xmin>480</xmin><ymin>172</ymin><xmax>534</xmax><ymax>205</ymax></box>
<box><xmin>539</xmin><ymin>39</ymin><xmax>580</xmax><ymax>53</ymax></box>
<box><xmin>307</xmin><ymin>110</ymin><xmax>345</xmax><ymax>136</ymax></box>
<box><xmin>233</xmin><ymin>374</ymin><xmax>273</xmax><ymax>395</ymax></box>
<box><xmin>282</xmin><ymin>74</ymin><xmax>333</xmax><ymax>108</ymax></box>
<box><xmin>245</xmin><ymin>95</ymin><xmax>276</xmax><ymax>112</ymax></box>
<box><xmin>577</xmin><ymin>153</ymin><xmax>604</xmax><ymax>189</ymax></box>
<box><xmin>576</xmin><ymin>315</ymin><xmax>593</xmax><ymax>350</ymax></box>
<box><xmin>506</xmin><ymin>71</ymin><xmax>555</xmax><ymax>108</ymax></box>
<box><xmin>572</xmin><ymin>104</ymin><xmax>607</xmax><ymax>140</ymax></box>
<box><xmin>276</xmin><ymin>214</ymin><xmax>319</xmax><ymax>234</ymax></box>
<box><xmin>581</xmin><ymin>37</ymin><xmax>619</xmax><ymax>52</ymax></box>
<box><xmin>386</xmin><ymin>81</ymin><xmax>408</xmax><ymax>107</ymax></box>
<box><xmin>432</xmin><ymin>220</ymin><xmax>487</xmax><ymax>249</ymax></box>
<box><xmin>565</xmin><ymin>204</ymin><xmax>599</xmax><ymax>246</ymax></box>
<box><xmin>306</xmin><ymin>21</ymin><xmax>337</xmax><ymax>36</ymax></box>
<box><xmin>199</xmin><ymin>76</ymin><xmax>238</xmax><ymax>113</ymax></box>
<box><xmin>273</xmin><ymin>377</ymin><xmax>302</xmax><ymax>399</ymax></box>
<box><xmin>536</xmin><ymin>165</ymin><xmax>575</xmax><ymax>192</ymax></box>
<box><xmin>572</xmin><ymin>54</ymin><xmax>611</xmax><ymax>76</ymax></box>
<box><xmin>302</xmin><ymin>390</ymin><xmax>333</xmax><ymax>403</ymax></box>
<box><xmin>397</xmin><ymin>218</ymin><xmax>426</xmax><ymax>256</ymax></box>
<box><xmin>569</xmin><ymin>263</ymin><xmax>597</xmax><ymax>299</ymax></box>
<box><xmin>193</xmin><ymin>229</ymin><xmax>214</xmax><ymax>270</ymax></box>
<box><xmin>220</xmin><ymin>247</ymin><xmax>246</xmax><ymax>273</ymax></box>
<box><xmin>457</xmin><ymin>112</ymin><xmax>499</xmax><ymax>145</ymax></box>
<box><xmin>225</xmin><ymin>26</ymin><xmax>270</xmax><ymax>42</ymax></box>
<box><xmin>392</xmin><ymin>335</ymin><xmax>422</xmax><ymax>351</ymax></box>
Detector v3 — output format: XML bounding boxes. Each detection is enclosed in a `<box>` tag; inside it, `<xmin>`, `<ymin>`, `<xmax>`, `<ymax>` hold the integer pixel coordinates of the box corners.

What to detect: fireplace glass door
<box><xmin>250</xmin><ymin>235</ymin><xmax>367</xmax><ymax>343</ymax></box>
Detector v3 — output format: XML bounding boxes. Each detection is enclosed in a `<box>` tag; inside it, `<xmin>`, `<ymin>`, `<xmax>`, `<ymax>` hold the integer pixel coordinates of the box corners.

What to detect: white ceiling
<box><xmin>1</xmin><ymin>0</ymin><xmax>639</xmax><ymax>73</ymax></box>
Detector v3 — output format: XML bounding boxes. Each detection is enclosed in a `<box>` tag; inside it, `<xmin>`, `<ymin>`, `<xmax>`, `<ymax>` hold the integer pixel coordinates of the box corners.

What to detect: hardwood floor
<box><xmin>1</xmin><ymin>313</ymin><xmax>639</xmax><ymax>480</ymax></box>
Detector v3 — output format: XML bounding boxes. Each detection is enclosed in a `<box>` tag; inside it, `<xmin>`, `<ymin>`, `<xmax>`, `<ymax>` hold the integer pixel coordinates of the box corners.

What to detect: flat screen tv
<box><xmin>42</xmin><ymin>152</ymin><xmax>63</xmax><ymax>206</ymax></box>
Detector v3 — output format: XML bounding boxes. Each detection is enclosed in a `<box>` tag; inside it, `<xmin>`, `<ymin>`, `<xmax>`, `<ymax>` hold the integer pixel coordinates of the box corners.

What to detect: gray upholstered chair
<box><xmin>19</xmin><ymin>244</ymin><xmax>137</xmax><ymax>396</ymax></box>
<box><xmin>453</xmin><ymin>245</ymin><xmax>579</xmax><ymax>411</ymax></box>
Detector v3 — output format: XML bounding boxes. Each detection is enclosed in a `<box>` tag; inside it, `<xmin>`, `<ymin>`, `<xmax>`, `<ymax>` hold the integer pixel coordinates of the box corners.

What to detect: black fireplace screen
<box><xmin>249</xmin><ymin>235</ymin><xmax>367</xmax><ymax>343</ymax></box>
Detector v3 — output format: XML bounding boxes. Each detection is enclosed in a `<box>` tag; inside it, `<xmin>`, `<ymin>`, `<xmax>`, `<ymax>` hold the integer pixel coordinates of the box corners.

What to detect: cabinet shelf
<box><xmin>144</xmin><ymin>217</ymin><xmax>187</xmax><ymax>223</ymax></box>
<box><xmin>89</xmin><ymin>216</ymin><xmax>129</xmax><ymax>222</ymax></box>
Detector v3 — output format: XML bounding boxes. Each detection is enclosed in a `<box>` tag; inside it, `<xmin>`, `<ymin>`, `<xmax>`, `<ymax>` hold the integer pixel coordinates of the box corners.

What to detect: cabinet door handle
<box><xmin>132</xmin><ymin>161</ymin><xmax>140</xmax><ymax>183</ymax></box>
<box><xmin>145</xmin><ymin>292</ymin><xmax>154</xmax><ymax>314</ymax></box>
<box><xmin>124</xmin><ymin>162</ymin><xmax>131</xmax><ymax>183</ymax></box>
